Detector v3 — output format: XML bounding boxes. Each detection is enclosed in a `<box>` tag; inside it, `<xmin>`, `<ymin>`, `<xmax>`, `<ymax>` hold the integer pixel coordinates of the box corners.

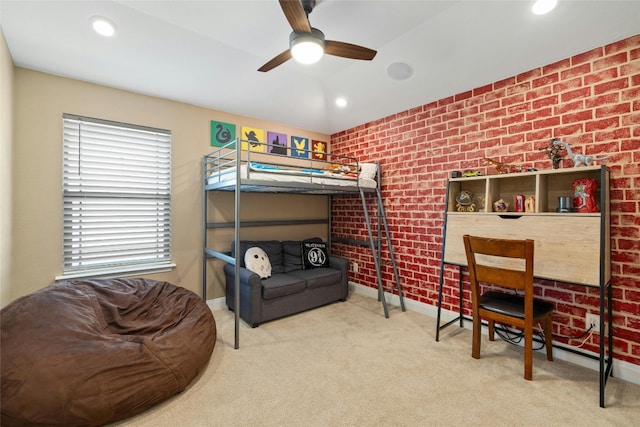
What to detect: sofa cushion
<box><xmin>261</xmin><ymin>275</ymin><xmax>306</xmax><ymax>300</ymax></box>
<box><xmin>289</xmin><ymin>268</ymin><xmax>342</xmax><ymax>290</ymax></box>
<box><xmin>282</xmin><ymin>237</ymin><xmax>322</xmax><ymax>272</ymax></box>
<box><xmin>233</xmin><ymin>240</ymin><xmax>284</xmax><ymax>274</ymax></box>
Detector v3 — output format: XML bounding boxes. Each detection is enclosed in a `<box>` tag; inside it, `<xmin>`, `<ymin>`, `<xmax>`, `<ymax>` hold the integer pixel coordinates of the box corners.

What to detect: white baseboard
<box><xmin>206</xmin><ymin>297</ymin><xmax>227</xmax><ymax>311</ymax></box>
<box><xmin>349</xmin><ymin>281</ymin><xmax>640</xmax><ymax>386</ymax></box>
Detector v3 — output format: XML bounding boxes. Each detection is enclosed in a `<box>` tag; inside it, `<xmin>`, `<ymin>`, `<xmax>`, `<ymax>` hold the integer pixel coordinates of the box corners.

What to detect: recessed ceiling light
<box><xmin>90</xmin><ymin>16</ymin><xmax>117</xmax><ymax>37</ymax></box>
<box><xmin>531</xmin><ymin>0</ymin><xmax>557</xmax><ymax>15</ymax></box>
<box><xmin>335</xmin><ymin>97</ymin><xmax>347</xmax><ymax>108</ymax></box>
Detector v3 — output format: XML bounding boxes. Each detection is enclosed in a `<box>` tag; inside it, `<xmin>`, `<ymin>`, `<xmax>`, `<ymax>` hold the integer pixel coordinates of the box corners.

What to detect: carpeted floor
<box><xmin>113</xmin><ymin>292</ymin><xmax>640</xmax><ymax>426</ymax></box>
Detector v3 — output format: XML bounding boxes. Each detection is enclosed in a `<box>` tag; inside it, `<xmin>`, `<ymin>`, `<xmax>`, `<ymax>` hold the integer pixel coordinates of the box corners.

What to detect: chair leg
<box><xmin>524</xmin><ymin>326</ymin><xmax>533</xmax><ymax>380</ymax></box>
<box><xmin>472</xmin><ymin>314</ymin><xmax>481</xmax><ymax>359</ymax></box>
<box><xmin>488</xmin><ymin>319</ymin><xmax>495</xmax><ymax>341</ymax></box>
<box><xmin>544</xmin><ymin>315</ymin><xmax>554</xmax><ymax>361</ymax></box>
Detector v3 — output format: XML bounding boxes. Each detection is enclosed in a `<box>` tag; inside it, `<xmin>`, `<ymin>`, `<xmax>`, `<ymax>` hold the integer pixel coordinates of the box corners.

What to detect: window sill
<box><xmin>55</xmin><ymin>262</ymin><xmax>177</xmax><ymax>282</ymax></box>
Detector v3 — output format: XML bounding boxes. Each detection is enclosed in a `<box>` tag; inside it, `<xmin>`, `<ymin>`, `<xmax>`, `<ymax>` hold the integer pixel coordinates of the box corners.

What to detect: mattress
<box><xmin>206</xmin><ymin>162</ymin><xmax>377</xmax><ymax>189</ymax></box>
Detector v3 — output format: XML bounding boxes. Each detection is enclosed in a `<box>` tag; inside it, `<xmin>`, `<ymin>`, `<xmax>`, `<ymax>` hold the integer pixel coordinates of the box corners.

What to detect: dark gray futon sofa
<box><xmin>224</xmin><ymin>238</ymin><xmax>349</xmax><ymax>327</ymax></box>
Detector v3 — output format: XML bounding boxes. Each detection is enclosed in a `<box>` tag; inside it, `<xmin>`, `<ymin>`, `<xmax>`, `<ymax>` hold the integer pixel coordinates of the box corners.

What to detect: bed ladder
<box><xmin>359</xmin><ymin>186</ymin><xmax>406</xmax><ymax>318</ymax></box>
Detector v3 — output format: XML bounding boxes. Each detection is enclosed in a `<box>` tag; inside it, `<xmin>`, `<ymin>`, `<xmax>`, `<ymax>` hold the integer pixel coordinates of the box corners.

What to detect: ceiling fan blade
<box><xmin>258</xmin><ymin>49</ymin><xmax>293</xmax><ymax>72</ymax></box>
<box><xmin>279</xmin><ymin>0</ymin><xmax>311</xmax><ymax>33</ymax></box>
<box><xmin>325</xmin><ymin>40</ymin><xmax>377</xmax><ymax>61</ymax></box>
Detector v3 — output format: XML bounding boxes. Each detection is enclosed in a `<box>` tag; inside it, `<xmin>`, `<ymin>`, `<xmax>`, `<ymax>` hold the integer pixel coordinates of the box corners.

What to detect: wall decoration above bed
<box><xmin>241</xmin><ymin>126</ymin><xmax>265</xmax><ymax>152</ymax></box>
<box><xmin>312</xmin><ymin>140</ymin><xmax>327</xmax><ymax>160</ymax></box>
<box><xmin>267</xmin><ymin>131</ymin><xmax>288</xmax><ymax>155</ymax></box>
<box><xmin>291</xmin><ymin>136</ymin><xmax>309</xmax><ymax>158</ymax></box>
<box><xmin>210</xmin><ymin>120</ymin><xmax>236</xmax><ymax>147</ymax></box>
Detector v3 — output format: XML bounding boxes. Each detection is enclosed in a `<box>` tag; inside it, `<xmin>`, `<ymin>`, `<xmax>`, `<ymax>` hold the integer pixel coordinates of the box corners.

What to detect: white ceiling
<box><xmin>2</xmin><ymin>1</ymin><xmax>639</xmax><ymax>135</ymax></box>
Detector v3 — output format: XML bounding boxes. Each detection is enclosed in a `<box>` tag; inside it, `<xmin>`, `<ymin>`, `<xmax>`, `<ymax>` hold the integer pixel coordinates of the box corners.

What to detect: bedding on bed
<box><xmin>206</xmin><ymin>161</ymin><xmax>378</xmax><ymax>189</ymax></box>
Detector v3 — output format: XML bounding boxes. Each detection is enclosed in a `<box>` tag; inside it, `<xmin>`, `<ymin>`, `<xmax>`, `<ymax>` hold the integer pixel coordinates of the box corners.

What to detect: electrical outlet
<box><xmin>586</xmin><ymin>313</ymin><xmax>600</xmax><ymax>332</ymax></box>
<box><xmin>352</xmin><ymin>262</ymin><xmax>359</xmax><ymax>273</ymax></box>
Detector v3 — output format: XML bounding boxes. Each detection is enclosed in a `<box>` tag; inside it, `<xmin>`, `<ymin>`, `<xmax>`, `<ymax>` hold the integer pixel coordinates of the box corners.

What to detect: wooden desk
<box><xmin>434</xmin><ymin>166</ymin><xmax>613</xmax><ymax>407</ymax></box>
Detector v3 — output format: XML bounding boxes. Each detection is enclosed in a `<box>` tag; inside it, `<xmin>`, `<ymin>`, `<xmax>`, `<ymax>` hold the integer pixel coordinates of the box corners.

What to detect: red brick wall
<box><xmin>330</xmin><ymin>34</ymin><xmax>640</xmax><ymax>366</ymax></box>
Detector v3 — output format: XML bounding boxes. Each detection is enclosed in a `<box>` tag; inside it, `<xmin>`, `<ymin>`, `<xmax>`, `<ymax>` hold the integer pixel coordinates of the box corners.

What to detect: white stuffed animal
<box><xmin>244</xmin><ymin>247</ymin><xmax>271</xmax><ymax>279</ymax></box>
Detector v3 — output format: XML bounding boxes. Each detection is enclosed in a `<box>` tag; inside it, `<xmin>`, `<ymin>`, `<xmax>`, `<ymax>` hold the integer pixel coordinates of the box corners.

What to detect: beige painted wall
<box><xmin>0</xmin><ymin>29</ymin><xmax>14</xmax><ymax>307</ymax></box>
<box><xmin>8</xmin><ymin>68</ymin><xmax>330</xmax><ymax>305</ymax></box>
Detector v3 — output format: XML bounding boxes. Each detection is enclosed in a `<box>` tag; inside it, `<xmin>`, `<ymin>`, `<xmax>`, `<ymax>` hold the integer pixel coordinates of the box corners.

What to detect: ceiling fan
<box><xmin>258</xmin><ymin>0</ymin><xmax>377</xmax><ymax>72</ymax></box>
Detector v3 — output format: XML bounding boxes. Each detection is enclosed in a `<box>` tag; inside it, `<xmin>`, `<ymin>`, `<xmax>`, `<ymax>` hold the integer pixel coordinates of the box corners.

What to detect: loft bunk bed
<box><xmin>202</xmin><ymin>139</ymin><xmax>405</xmax><ymax>349</ymax></box>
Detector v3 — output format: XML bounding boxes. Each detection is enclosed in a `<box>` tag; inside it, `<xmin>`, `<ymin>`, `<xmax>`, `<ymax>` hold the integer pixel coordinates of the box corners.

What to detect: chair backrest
<box><xmin>463</xmin><ymin>235</ymin><xmax>534</xmax><ymax>293</ymax></box>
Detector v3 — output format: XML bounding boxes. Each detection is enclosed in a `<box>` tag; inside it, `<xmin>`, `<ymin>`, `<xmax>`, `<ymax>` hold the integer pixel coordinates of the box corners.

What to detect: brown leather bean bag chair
<box><xmin>1</xmin><ymin>278</ymin><xmax>216</xmax><ymax>426</ymax></box>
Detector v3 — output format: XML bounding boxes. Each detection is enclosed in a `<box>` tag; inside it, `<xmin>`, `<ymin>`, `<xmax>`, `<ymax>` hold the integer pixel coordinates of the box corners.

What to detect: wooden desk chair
<box><xmin>463</xmin><ymin>234</ymin><xmax>554</xmax><ymax>380</ymax></box>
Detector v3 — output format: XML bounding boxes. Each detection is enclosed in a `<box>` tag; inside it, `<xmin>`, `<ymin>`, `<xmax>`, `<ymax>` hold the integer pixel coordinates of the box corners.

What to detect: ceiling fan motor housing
<box><xmin>289</xmin><ymin>27</ymin><xmax>325</xmax><ymax>47</ymax></box>
<box><xmin>301</xmin><ymin>0</ymin><xmax>317</xmax><ymax>15</ymax></box>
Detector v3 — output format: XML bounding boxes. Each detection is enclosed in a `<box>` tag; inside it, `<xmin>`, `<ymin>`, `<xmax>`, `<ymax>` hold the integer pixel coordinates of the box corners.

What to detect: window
<box><xmin>59</xmin><ymin>114</ymin><xmax>173</xmax><ymax>279</ymax></box>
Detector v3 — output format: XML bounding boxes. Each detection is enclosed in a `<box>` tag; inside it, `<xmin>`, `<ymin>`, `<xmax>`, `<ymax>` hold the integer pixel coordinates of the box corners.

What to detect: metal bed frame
<box><xmin>202</xmin><ymin>139</ymin><xmax>405</xmax><ymax>349</ymax></box>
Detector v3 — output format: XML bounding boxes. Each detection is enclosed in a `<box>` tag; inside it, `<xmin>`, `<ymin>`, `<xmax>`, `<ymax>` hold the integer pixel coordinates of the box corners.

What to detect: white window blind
<box><xmin>61</xmin><ymin>114</ymin><xmax>172</xmax><ymax>278</ymax></box>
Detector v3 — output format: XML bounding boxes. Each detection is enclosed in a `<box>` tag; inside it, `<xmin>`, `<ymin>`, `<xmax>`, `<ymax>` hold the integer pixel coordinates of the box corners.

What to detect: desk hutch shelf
<box><xmin>435</xmin><ymin>165</ymin><xmax>612</xmax><ymax>407</ymax></box>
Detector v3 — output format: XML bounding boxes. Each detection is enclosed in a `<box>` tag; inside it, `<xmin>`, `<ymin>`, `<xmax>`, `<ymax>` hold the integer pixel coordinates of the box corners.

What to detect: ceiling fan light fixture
<box><xmin>290</xmin><ymin>29</ymin><xmax>325</xmax><ymax>64</ymax></box>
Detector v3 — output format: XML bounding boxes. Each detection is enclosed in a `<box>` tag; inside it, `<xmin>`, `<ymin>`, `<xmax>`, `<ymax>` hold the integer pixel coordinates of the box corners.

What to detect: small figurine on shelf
<box><xmin>573</xmin><ymin>178</ymin><xmax>599</xmax><ymax>212</ymax></box>
<box><xmin>455</xmin><ymin>190</ymin><xmax>476</xmax><ymax>212</ymax></box>
<box><xmin>552</xmin><ymin>139</ymin><xmax>609</xmax><ymax>168</ymax></box>
<box><xmin>493</xmin><ymin>198</ymin><xmax>509</xmax><ymax>212</ymax></box>
<box><xmin>525</xmin><ymin>196</ymin><xmax>536</xmax><ymax>213</ymax></box>
<box><xmin>484</xmin><ymin>158</ymin><xmax>513</xmax><ymax>174</ymax></box>
<box><xmin>539</xmin><ymin>138</ymin><xmax>565</xmax><ymax>169</ymax></box>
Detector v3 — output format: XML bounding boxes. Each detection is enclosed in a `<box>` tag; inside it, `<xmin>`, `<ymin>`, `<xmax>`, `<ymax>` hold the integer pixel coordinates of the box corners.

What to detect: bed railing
<box><xmin>203</xmin><ymin>138</ymin><xmax>362</xmax><ymax>186</ymax></box>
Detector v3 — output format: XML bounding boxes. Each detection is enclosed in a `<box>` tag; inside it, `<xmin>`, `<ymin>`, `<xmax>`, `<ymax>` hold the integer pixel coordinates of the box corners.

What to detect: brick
<box><xmin>562</xmin><ymin>110</ymin><xmax>593</xmax><ymax>124</ymax></box>
<box><xmin>594</xmin><ymin>52</ymin><xmax>629</xmax><ymax>71</ymax></box>
<box><xmin>586</xmin><ymin>93</ymin><xmax>620</xmax><ymax>108</ymax></box>
<box><xmin>454</xmin><ymin>90</ymin><xmax>473</xmax><ymax>101</ymax></box>
<box><xmin>585</xmin><ymin>117</ymin><xmax>620</xmax><ymax>132</ymax></box>
<box><xmin>561</xmin><ymin>63</ymin><xmax>591</xmax><ymax>80</ymax></box>
<box><xmin>516</xmin><ymin>68</ymin><xmax>542</xmax><ymax>83</ymax></box>
<box><xmin>572</xmin><ymin>46</ymin><xmax>604</xmax><ymax>65</ymax></box>
<box><xmin>543</xmin><ymin>58</ymin><xmax>571</xmax><ymax>75</ymax></box>
<box><xmin>526</xmin><ymin>107</ymin><xmax>552</xmax><ymax>121</ymax></box>
<box><xmin>532</xmin><ymin>94</ymin><xmax>559</xmax><ymax>109</ymax></box>
<box><xmin>473</xmin><ymin>83</ymin><xmax>494</xmax><ymax>97</ymax></box>
<box><xmin>554</xmin><ymin>100</ymin><xmax>585</xmax><ymax>115</ymax></box>
<box><xmin>596</xmin><ymin>102</ymin><xmax>631</xmax><ymax>118</ymax></box>
<box><xmin>560</xmin><ymin>87</ymin><xmax>591</xmax><ymax>103</ymax></box>
<box><xmin>584</xmin><ymin>67</ymin><xmax>619</xmax><ymax>85</ymax></box>
<box><xmin>605</xmin><ymin>34</ymin><xmax>640</xmax><ymax>54</ymax></box>
<box><xmin>594</xmin><ymin>78</ymin><xmax>630</xmax><ymax>95</ymax></box>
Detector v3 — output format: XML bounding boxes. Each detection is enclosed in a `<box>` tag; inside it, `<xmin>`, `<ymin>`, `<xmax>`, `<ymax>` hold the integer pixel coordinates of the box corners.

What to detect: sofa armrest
<box><xmin>330</xmin><ymin>255</ymin><xmax>349</xmax><ymax>299</ymax></box>
<box><xmin>224</xmin><ymin>263</ymin><xmax>261</xmax><ymax>285</ymax></box>
<box><xmin>223</xmin><ymin>263</ymin><xmax>263</xmax><ymax>326</ymax></box>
